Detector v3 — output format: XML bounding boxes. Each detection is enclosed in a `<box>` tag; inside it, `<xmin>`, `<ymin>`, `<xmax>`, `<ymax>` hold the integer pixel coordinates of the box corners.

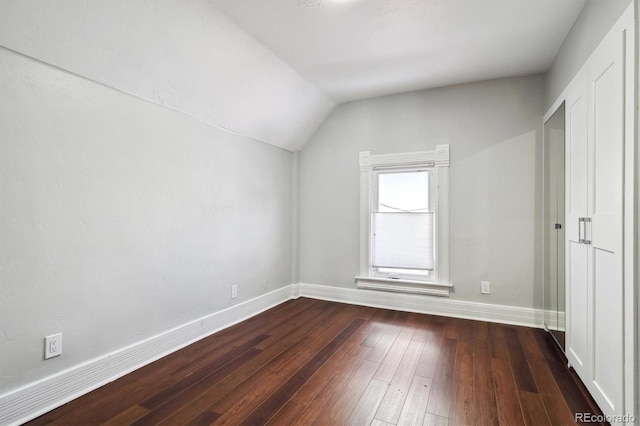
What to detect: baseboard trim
<box><xmin>0</xmin><ymin>284</ymin><xmax>297</xmax><ymax>426</ymax></box>
<box><xmin>542</xmin><ymin>310</ymin><xmax>566</xmax><ymax>331</ymax></box>
<box><xmin>298</xmin><ymin>282</ymin><xmax>543</xmax><ymax>328</ymax></box>
<box><xmin>1</xmin><ymin>282</ymin><xmax>543</xmax><ymax>425</ymax></box>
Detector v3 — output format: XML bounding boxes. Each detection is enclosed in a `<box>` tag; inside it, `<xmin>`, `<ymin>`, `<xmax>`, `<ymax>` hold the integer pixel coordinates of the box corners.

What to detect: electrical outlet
<box><xmin>231</xmin><ymin>285</ymin><xmax>238</xmax><ymax>299</ymax></box>
<box><xmin>45</xmin><ymin>333</ymin><xmax>62</xmax><ymax>359</ymax></box>
<box><xmin>481</xmin><ymin>281</ymin><xmax>490</xmax><ymax>295</ymax></box>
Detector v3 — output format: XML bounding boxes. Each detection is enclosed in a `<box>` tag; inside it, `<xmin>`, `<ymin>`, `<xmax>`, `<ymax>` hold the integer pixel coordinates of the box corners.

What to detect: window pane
<box><xmin>378</xmin><ymin>171</ymin><xmax>429</xmax><ymax>212</ymax></box>
<box><xmin>372</xmin><ymin>212</ymin><xmax>434</xmax><ymax>270</ymax></box>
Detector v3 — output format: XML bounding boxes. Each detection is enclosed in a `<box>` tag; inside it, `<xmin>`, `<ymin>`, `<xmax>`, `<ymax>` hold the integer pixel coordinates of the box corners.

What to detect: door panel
<box><xmin>567</xmin><ymin>241</ymin><xmax>588</xmax><ymax>372</ymax></box>
<box><xmin>586</xmin><ymin>26</ymin><xmax>624</xmax><ymax>418</ymax></box>
<box><xmin>590</xmin><ymin>40</ymin><xmax>623</xmax><ymax>252</ymax></box>
<box><xmin>565</xmin><ymin>78</ymin><xmax>588</xmax><ymax>375</ymax></box>
<box><xmin>592</xmin><ymin>248</ymin><xmax>623</xmax><ymax>415</ymax></box>
<box><xmin>566</xmin><ymin>88</ymin><xmax>588</xmax><ymax>244</ymax></box>
<box><xmin>593</xmin><ymin>65</ymin><xmax>620</xmax><ymax>214</ymax></box>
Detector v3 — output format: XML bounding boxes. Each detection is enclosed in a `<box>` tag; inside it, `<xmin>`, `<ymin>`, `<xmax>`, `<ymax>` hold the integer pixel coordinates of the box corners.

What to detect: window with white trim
<box><xmin>356</xmin><ymin>146</ymin><xmax>451</xmax><ymax>296</ymax></box>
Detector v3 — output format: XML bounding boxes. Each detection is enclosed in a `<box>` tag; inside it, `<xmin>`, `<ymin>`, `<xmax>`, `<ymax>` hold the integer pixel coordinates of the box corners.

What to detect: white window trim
<box><xmin>355</xmin><ymin>145</ymin><xmax>451</xmax><ymax>297</ymax></box>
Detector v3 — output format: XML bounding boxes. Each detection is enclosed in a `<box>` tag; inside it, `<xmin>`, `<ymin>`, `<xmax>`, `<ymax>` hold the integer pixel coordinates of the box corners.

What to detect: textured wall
<box><xmin>0</xmin><ymin>47</ymin><xmax>292</xmax><ymax>393</ymax></box>
<box><xmin>299</xmin><ymin>75</ymin><xmax>545</xmax><ymax>309</ymax></box>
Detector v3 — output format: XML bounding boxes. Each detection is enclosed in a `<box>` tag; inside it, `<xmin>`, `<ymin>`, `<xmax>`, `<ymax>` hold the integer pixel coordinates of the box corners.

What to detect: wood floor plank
<box><xmin>361</xmin><ymin>322</ymin><xmax>384</xmax><ymax>348</ymax></box>
<box><xmin>265</xmin><ymin>345</ymin><xmax>371</xmax><ymax>425</ymax></box>
<box><xmin>488</xmin><ymin>323</ymin><xmax>509</xmax><ymax>361</ymax></box>
<box><xmin>472</xmin><ymin>339</ymin><xmax>499</xmax><ymax>426</ymax></box>
<box><xmin>374</xmin><ymin>325</ymin><xmax>415</xmax><ymax>382</ymax></box>
<box><xmin>264</xmin><ymin>314</ymin><xmax>375</xmax><ymax>425</ymax></box>
<box><xmin>414</xmin><ymin>321</ymin><xmax>445</xmax><ymax>379</ymax></box>
<box><xmin>27</xmin><ymin>299</ymin><xmax>606</xmax><ymax>426</ymax></box>
<box><xmin>139</xmin><ymin>335</ymin><xmax>268</xmax><ymax>411</ymax></box>
<box><xmin>47</xmin><ymin>360</ymin><xmax>177</xmax><ymax>426</ymax></box>
<box><xmin>425</xmin><ymin>337</ymin><xmax>457</xmax><ymax>418</ymax></box>
<box><xmin>396</xmin><ymin>376</ymin><xmax>433</xmax><ymax>426</ymax></box>
<box><xmin>293</xmin><ymin>359</ymin><xmax>381</xmax><ymax>425</ymax></box>
<box><xmin>516</xmin><ymin>327</ymin><xmax>576</xmax><ymax>426</ymax></box>
<box><xmin>423</xmin><ymin>413</ymin><xmax>449</xmax><ymax>426</ymax></box>
<box><xmin>207</xmin><ymin>308</ymin><xmax>366</xmax><ymax>425</ymax></box>
<box><xmin>170</xmin><ymin>301</ymin><xmax>321</xmax><ymax>379</ymax></box>
<box><xmin>132</xmin><ymin>347</ymin><xmax>263</xmax><ymax>425</ymax></box>
<box><xmin>346</xmin><ymin>379</ymin><xmax>390</xmax><ymax>425</ymax></box>
<box><xmin>519</xmin><ymin>390</ymin><xmax>552</xmax><ymax>426</ymax></box>
<box><xmin>239</xmin><ymin>318</ymin><xmax>366</xmax><ymax>425</ymax></box>
<box><xmin>491</xmin><ymin>358</ymin><xmax>526</xmax><ymax>426</ymax></box>
<box><xmin>169</xmin><ymin>298</ymin><xmax>315</xmax><ymax>372</ymax></box>
<box><xmin>449</xmin><ymin>321</ymin><xmax>474</xmax><ymax>426</ymax></box>
<box><xmin>182</xmin><ymin>298</ymin><xmax>316</xmax><ymax>354</ymax></box>
<box><xmin>406</xmin><ymin>312</ymin><xmax>434</xmax><ymax>342</ymax></box>
<box><xmin>471</xmin><ymin>320</ymin><xmax>489</xmax><ymax>341</ymax></box>
<box><xmin>504</xmin><ymin>327</ymin><xmax>538</xmax><ymax>393</ymax></box>
<box><xmin>162</xmin><ymin>302</ymin><xmax>352</xmax><ymax>425</ymax></box>
<box><xmin>100</xmin><ymin>405</ymin><xmax>149</xmax><ymax>426</ymax></box>
<box><xmin>367</xmin><ymin>316</ymin><xmax>404</xmax><ymax>363</ymax></box>
<box><xmin>375</xmin><ymin>338</ymin><xmax>425</xmax><ymax>423</ymax></box>
<box><xmin>443</xmin><ymin>317</ymin><xmax>459</xmax><ymax>339</ymax></box>
<box><xmin>371</xmin><ymin>419</ymin><xmax>394</xmax><ymax>426</ymax></box>
<box><xmin>361</xmin><ymin>309</ymin><xmax>392</xmax><ymax>348</ymax></box>
<box><xmin>532</xmin><ymin>329</ymin><xmax>606</xmax><ymax>425</ymax></box>
<box><xmin>253</xmin><ymin>304</ymin><xmax>330</xmax><ymax>351</ymax></box>
<box><xmin>185</xmin><ymin>410</ymin><xmax>220</xmax><ymax>426</ymax></box>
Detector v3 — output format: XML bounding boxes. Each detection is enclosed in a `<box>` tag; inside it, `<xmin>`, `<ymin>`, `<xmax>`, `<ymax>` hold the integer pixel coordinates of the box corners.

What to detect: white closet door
<box><xmin>565</xmin><ymin>79</ymin><xmax>588</xmax><ymax>376</ymax></box>
<box><xmin>587</xmin><ymin>29</ymin><xmax>624</xmax><ymax>418</ymax></box>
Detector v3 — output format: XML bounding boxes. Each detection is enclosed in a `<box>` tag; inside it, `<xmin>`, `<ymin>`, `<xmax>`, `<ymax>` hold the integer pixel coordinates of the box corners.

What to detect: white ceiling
<box><xmin>0</xmin><ymin>0</ymin><xmax>586</xmax><ymax>150</ymax></box>
<box><xmin>212</xmin><ymin>0</ymin><xmax>586</xmax><ymax>102</ymax></box>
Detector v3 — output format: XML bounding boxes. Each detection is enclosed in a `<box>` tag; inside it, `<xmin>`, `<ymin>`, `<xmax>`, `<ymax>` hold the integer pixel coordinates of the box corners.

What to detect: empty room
<box><xmin>0</xmin><ymin>0</ymin><xmax>638</xmax><ymax>425</ymax></box>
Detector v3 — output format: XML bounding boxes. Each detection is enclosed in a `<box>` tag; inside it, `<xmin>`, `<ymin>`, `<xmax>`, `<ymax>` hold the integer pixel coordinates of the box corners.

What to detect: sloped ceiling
<box><xmin>0</xmin><ymin>0</ymin><xmax>585</xmax><ymax>151</ymax></box>
<box><xmin>213</xmin><ymin>0</ymin><xmax>586</xmax><ymax>103</ymax></box>
<box><xmin>0</xmin><ymin>0</ymin><xmax>334</xmax><ymax>151</ymax></box>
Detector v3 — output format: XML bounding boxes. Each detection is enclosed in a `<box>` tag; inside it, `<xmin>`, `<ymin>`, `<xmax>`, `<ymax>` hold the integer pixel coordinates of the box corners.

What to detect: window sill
<box><xmin>354</xmin><ymin>276</ymin><xmax>452</xmax><ymax>297</ymax></box>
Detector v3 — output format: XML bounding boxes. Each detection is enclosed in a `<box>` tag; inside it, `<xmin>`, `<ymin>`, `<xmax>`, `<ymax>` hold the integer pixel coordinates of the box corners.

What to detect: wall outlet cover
<box><xmin>45</xmin><ymin>333</ymin><xmax>62</xmax><ymax>359</ymax></box>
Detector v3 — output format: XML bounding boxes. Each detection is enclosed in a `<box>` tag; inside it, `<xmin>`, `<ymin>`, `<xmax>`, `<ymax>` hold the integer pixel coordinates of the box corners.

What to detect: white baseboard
<box><xmin>0</xmin><ymin>284</ymin><xmax>298</xmax><ymax>426</ymax></box>
<box><xmin>1</xmin><ymin>282</ymin><xmax>543</xmax><ymax>425</ymax></box>
<box><xmin>542</xmin><ymin>310</ymin><xmax>566</xmax><ymax>332</ymax></box>
<box><xmin>298</xmin><ymin>282</ymin><xmax>544</xmax><ymax>328</ymax></box>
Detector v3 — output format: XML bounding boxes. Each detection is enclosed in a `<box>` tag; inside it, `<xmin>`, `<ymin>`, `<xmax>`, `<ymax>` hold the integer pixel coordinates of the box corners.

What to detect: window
<box><xmin>356</xmin><ymin>146</ymin><xmax>450</xmax><ymax>296</ymax></box>
<box><xmin>373</xmin><ymin>169</ymin><xmax>433</xmax><ymax>280</ymax></box>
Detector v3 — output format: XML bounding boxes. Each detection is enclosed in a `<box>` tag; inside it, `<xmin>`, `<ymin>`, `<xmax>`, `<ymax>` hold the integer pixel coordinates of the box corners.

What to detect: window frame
<box><xmin>355</xmin><ymin>145</ymin><xmax>451</xmax><ymax>296</ymax></box>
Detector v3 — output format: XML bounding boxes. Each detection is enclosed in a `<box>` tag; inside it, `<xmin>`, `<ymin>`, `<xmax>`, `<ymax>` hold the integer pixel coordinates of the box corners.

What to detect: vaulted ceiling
<box><xmin>0</xmin><ymin>0</ymin><xmax>586</xmax><ymax>151</ymax></box>
<box><xmin>213</xmin><ymin>0</ymin><xmax>586</xmax><ymax>103</ymax></box>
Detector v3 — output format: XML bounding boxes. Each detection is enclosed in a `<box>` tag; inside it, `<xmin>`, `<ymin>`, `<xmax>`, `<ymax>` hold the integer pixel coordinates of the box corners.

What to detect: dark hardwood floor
<box><xmin>26</xmin><ymin>298</ymin><xmax>605</xmax><ymax>425</ymax></box>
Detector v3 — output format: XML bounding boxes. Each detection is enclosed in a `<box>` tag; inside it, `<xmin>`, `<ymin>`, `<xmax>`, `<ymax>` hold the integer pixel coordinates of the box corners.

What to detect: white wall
<box><xmin>299</xmin><ymin>75</ymin><xmax>545</xmax><ymax>309</ymax></box>
<box><xmin>0</xmin><ymin>47</ymin><xmax>293</xmax><ymax>393</ymax></box>
<box><xmin>545</xmin><ymin>0</ymin><xmax>633</xmax><ymax>109</ymax></box>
